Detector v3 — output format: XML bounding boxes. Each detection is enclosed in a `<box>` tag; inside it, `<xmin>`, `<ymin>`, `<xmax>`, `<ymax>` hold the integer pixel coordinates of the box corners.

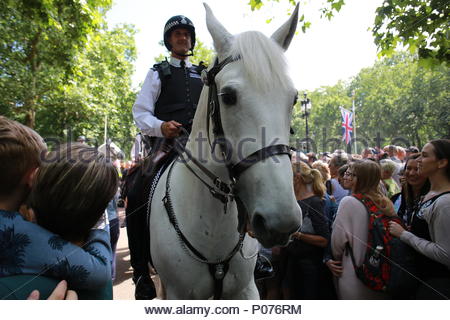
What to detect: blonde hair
<box><xmin>380</xmin><ymin>159</ymin><xmax>397</xmax><ymax>175</ymax></box>
<box><xmin>30</xmin><ymin>143</ymin><xmax>119</xmax><ymax>242</ymax></box>
<box><xmin>0</xmin><ymin>116</ymin><xmax>46</xmax><ymax>198</ymax></box>
<box><xmin>351</xmin><ymin>160</ymin><xmax>395</xmax><ymax>216</ymax></box>
<box><xmin>292</xmin><ymin>161</ymin><xmax>326</xmax><ymax>198</ymax></box>
<box><xmin>311</xmin><ymin>160</ymin><xmax>330</xmax><ymax>183</ymax></box>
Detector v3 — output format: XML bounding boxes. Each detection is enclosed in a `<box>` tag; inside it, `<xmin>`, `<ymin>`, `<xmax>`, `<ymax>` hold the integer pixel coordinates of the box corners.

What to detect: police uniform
<box><xmin>126</xmin><ymin>15</ymin><xmax>204</xmax><ymax>300</ymax></box>
<box><xmin>132</xmin><ymin>56</ymin><xmax>204</xmax><ymax>137</ymax></box>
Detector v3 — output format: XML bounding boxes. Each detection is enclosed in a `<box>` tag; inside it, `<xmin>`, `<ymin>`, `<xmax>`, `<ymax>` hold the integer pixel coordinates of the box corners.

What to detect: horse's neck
<box><xmin>185</xmin><ymin>93</ymin><xmax>231</xmax><ymax>183</ymax></box>
<box><xmin>172</xmin><ymin>113</ymin><xmax>240</xmax><ymax>253</ymax></box>
<box><xmin>171</xmin><ymin>160</ymin><xmax>239</xmax><ymax>257</ymax></box>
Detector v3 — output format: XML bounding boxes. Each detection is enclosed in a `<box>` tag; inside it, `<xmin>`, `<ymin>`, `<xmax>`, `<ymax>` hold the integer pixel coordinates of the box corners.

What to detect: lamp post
<box><xmin>301</xmin><ymin>92</ymin><xmax>312</xmax><ymax>152</ymax></box>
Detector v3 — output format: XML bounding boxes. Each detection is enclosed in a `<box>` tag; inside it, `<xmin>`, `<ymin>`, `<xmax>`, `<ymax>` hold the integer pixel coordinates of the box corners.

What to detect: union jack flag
<box><xmin>340</xmin><ymin>107</ymin><xmax>353</xmax><ymax>145</ymax></box>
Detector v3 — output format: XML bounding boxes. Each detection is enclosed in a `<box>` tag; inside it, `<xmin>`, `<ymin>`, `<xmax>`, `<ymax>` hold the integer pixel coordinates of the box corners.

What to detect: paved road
<box><xmin>112</xmin><ymin>209</ymin><xmax>134</xmax><ymax>300</ymax></box>
<box><xmin>112</xmin><ymin>209</ymin><xmax>162</xmax><ymax>300</ymax></box>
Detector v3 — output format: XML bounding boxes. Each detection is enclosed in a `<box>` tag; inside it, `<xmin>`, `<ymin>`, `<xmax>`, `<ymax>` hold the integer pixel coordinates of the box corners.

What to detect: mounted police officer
<box><xmin>125</xmin><ymin>15</ymin><xmax>205</xmax><ymax>300</ymax></box>
<box><xmin>133</xmin><ymin>15</ymin><xmax>204</xmax><ymax>152</ymax></box>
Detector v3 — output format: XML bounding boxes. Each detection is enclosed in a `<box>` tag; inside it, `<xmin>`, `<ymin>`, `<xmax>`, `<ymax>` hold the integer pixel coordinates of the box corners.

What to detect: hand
<box><xmin>389</xmin><ymin>221</ymin><xmax>405</xmax><ymax>238</ymax></box>
<box><xmin>291</xmin><ymin>231</ymin><xmax>302</xmax><ymax>240</ymax></box>
<box><xmin>27</xmin><ymin>280</ymin><xmax>78</xmax><ymax>300</ymax></box>
<box><xmin>161</xmin><ymin>121</ymin><xmax>182</xmax><ymax>138</ymax></box>
<box><xmin>19</xmin><ymin>205</ymin><xmax>36</xmax><ymax>222</ymax></box>
<box><xmin>325</xmin><ymin>259</ymin><xmax>343</xmax><ymax>277</ymax></box>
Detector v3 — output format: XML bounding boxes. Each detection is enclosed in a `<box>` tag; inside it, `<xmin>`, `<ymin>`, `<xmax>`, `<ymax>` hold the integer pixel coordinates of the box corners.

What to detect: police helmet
<box><xmin>163</xmin><ymin>15</ymin><xmax>196</xmax><ymax>52</ymax></box>
<box><xmin>77</xmin><ymin>135</ymin><xmax>86</xmax><ymax>142</ymax></box>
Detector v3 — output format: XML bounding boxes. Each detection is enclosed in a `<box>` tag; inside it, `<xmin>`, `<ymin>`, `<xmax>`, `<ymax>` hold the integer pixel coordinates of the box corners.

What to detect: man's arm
<box><xmin>132</xmin><ymin>69</ymin><xmax>164</xmax><ymax>137</ymax></box>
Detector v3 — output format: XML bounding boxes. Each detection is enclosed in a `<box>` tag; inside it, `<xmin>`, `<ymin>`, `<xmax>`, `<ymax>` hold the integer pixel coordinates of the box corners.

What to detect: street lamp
<box><xmin>300</xmin><ymin>92</ymin><xmax>312</xmax><ymax>152</ymax></box>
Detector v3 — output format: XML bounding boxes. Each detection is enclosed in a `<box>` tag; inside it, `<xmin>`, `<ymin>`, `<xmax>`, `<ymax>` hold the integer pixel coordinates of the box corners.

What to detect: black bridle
<box><xmin>203</xmin><ymin>56</ymin><xmax>292</xmax><ymax>182</ymax></box>
<box><xmin>163</xmin><ymin>55</ymin><xmax>291</xmax><ymax>299</ymax></box>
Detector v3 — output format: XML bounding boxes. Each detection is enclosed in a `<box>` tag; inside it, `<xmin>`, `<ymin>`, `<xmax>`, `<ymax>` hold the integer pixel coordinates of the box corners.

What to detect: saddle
<box><xmin>122</xmin><ymin>138</ymin><xmax>177</xmax><ymax>270</ymax></box>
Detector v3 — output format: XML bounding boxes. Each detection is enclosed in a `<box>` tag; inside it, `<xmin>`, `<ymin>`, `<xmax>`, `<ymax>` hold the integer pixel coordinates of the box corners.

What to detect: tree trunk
<box><xmin>24</xmin><ymin>31</ymin><xmax>41</xmax><ymax>129</ymax></box>
<box><xmin>414</xmin><ymin>130</ymin><xmax>422</xmax><ymax>149</ymax></box>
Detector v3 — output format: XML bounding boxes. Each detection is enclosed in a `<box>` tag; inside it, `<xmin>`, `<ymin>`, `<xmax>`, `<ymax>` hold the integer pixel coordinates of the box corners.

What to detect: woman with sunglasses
<box><xmin>331</xmin><ymin>160</ymin><xmax>394</xmax><ymax>299</ymax></box>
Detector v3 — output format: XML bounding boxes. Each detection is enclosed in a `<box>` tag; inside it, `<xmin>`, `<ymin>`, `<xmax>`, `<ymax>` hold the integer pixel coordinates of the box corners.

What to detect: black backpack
<box><xmin>346</xmin><ymin>193</ymin><xmax>419</xmax><ymax>298</ymax></box>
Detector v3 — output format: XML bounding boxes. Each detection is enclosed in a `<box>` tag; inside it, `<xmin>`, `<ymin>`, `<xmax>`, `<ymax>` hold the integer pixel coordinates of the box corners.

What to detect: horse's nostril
<box><xmin>252</xmin><ymin>213</ymin><xmax>266</xmax><ymax>235</ymax></box>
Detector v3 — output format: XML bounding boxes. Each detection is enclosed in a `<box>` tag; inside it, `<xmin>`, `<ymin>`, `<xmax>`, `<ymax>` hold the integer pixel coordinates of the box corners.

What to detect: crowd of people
<box><xmin>257</xmin><ymin>142</ymin><xmax>450</xmax><ymax>300</ymax></box>
<box><xmin>1</xmin><ymin>121</ymin><xmax>449</xmax><ymax>300</ymax></box>
<box><xmin>1</xmin><ymin>8</ymin><xmax>449</xmax><ymax>301</ymax></box>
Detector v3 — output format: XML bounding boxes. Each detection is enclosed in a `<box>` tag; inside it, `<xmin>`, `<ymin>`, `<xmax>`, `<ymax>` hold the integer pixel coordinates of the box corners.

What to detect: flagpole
<box><xmin>352</xmin><ymin>90</ymin><xmax>357</xmax><ymax>154</ymax></box>
<box><xmin>104</xmin><ymin>113</ymin><xmax>108</xmax><ymax>145</ymax></box>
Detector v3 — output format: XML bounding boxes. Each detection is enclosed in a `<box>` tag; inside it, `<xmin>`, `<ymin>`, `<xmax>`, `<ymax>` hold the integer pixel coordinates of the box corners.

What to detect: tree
<box><xmin>289</xmin><ymin>52</ymin><xmax>449</xmax><ymax>153</ymax></box>
<box><xmin>35</xmin><ymin>24</ymin><xmax>138</xmax><ymax>155</ymax></box>
<box><xmin>373</xmin><ymin>0</ymin><xmax>449</xmax><ymax>67</ymax></box>
<box><xmin>1</xmin><ymin>1</ymin><xmax>138</xmax><ymax>157</ymax></box>
<box><xmin>0</xmin><ymin>0</ymin><xmax>113</xmax><ymax>128</ymax></box>
<box><xmin>153</xmin><ymin>39</ymin><xmax>215</xmax><ymax>66</ymax></box>
<box><xmin>291</xmin><ymin>82</ymin><xmax>352</xmax><ymax>152</ymax></box>
<box><xmin>246</xmin><ymin>0</ymin><xmax>449</xmax><ymax>66</ymax></box>
<box><xmin>350</xmin><ymin>52</ymin><xmax>449</xmax><ymax>147</ymax></box>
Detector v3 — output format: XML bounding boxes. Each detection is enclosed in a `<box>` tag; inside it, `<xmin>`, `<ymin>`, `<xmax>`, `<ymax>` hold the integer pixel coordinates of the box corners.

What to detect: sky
<box><xmin>106</xmin><ymin>0</ymin><xmax>384</xmax><ymax>91</ymax></box>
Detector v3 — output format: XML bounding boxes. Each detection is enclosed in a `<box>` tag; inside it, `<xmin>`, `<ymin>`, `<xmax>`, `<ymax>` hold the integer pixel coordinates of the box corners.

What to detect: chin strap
<box><xmin>173</xmin><ymin>49</ymin><xmax>194</xmax><ymax>57</ymax></box>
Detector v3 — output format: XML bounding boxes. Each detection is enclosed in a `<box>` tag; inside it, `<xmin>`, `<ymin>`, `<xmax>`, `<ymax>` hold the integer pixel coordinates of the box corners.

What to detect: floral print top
<box><xmin>0</xmin><ymin>210</ymin><xmax>111</xmax><ymax>290</ymax></box>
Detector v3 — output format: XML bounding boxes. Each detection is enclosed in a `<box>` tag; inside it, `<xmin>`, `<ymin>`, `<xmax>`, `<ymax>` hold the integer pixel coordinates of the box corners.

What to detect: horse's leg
<box><xmin>161</xmin><ymin>273</ymin><xmax>212</xmax><ymax>300</ymax></box>
<box><xmin>231</xmin><ymin>280</ymin><xmax>260</xmax><ymax>300</ymax></box>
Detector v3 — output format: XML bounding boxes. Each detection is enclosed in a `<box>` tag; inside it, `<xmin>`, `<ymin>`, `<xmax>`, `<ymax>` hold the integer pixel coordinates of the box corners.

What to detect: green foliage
<box><xmin>0</xmin><ymin>0</ymin><xmax>138</xmax><ymax>157</ymax></box>
<box><xmin>0</xmin><ymin>0</ymin><xmax>113</xmax><ymax>127</ymax></box>
<box><xmin>373</xmin><ymin>0</ymin><xmax>449</xmax><ymax>67</ymax></box>
<box><xmin>291</xmin><ymin>82</ymin><xmax>351</xmax><ymax>152</ymax></box>
<box><xmin>245</xmin><ymin>0</ymin><xmax>449</xmax><ymax>66</ymax></box>
<box><xmin>320</xmin><ymin>0</ymin><xmax>346</xmax><ymax>20</ymax></box>
<box><xmin>292</xmin><ymin>52</ymin><xmax>449</xmax><ymax>153</ymax></box>
<box><xmin>35</xmin><ymin>24</ymin><xmax>138</xmax><ymax>154</ymax></box>
<box><xmin>349</xmin><ymin>53</ymin><xmax>449</xmax><ymax>147</ymax></box>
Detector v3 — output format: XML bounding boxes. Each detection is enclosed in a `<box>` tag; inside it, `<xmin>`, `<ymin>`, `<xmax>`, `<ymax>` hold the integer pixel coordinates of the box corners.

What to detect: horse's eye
<box><xmin>219</xmin><ymin>86</ymin><xmax>237</xmax><ymax>106</ymax></box>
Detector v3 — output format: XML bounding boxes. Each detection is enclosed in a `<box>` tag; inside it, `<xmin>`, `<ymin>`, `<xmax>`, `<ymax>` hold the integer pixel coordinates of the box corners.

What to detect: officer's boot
<box><xmin>151</xmin><ymin>138</ymin><xmax>174</xmax><ymax>164</ymax></box>
<box><xmin>142</xmin><ymin>138</ymin><xmax>174</xmax><ymax>178</ymax></box>
<box><xmin>134</xmin><ymin>275</ymin><xmax>157</xmax><ymax>300</ymax></box>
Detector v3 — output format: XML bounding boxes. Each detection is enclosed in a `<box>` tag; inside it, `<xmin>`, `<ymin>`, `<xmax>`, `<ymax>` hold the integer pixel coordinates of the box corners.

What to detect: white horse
<box><xmin>150</xmin><ymin>3</ymin><xmax>302</xmax><ymax>299</ymax></box>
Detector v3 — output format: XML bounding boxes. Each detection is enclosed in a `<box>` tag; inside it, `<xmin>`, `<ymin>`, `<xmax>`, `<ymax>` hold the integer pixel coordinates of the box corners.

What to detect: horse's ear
<box><xmin>270</xmin><ymin>2</ymin><xmax>299</xmax><ymax>51</ymax></box>
<box><xmin>204</xmin><ymin>3</ymin><xmax>233</xmax><ymax>57</ymax></box>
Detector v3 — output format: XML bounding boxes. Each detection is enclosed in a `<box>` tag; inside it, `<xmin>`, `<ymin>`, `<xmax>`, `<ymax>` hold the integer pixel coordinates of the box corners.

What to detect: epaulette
<box><xmin>152</xmin><ymin>58</ymin><xmax>171</xmax><ymax>85</ymax></box>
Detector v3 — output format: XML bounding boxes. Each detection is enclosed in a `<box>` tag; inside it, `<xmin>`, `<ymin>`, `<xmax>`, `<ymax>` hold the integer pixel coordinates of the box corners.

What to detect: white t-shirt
<box><xmin>132</xmin><ymin>56</ymin><xmax>193</xmax><ymax>137</ymax></box>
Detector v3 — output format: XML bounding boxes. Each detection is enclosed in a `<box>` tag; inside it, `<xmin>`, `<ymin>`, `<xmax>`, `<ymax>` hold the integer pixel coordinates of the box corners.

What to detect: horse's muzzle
<box><xmin>251</xmin><ymin>211</ymin><xmax>300</xmax><ymax>248</ymax></box>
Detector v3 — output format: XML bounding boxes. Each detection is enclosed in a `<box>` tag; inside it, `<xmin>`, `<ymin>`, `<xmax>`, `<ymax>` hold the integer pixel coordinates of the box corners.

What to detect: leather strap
<box><xmin>231</xmin><ymin>144</ymin><xmax>291</xmax><ymax>178</ymax></box>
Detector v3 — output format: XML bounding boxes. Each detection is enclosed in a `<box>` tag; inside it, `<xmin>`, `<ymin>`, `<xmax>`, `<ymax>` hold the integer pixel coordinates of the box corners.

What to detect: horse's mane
<box><xmin>228</xmin><ymin>31</ymin><xmax>293</xmax><ymax>92</ymax></box>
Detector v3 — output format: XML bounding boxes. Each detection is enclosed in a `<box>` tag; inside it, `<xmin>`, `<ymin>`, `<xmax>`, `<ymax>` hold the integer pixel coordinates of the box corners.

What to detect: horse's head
<box><xmin>202</xmin><ymin>3</ymin><xmax>302</xmax><ymax>247</ymax></box>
